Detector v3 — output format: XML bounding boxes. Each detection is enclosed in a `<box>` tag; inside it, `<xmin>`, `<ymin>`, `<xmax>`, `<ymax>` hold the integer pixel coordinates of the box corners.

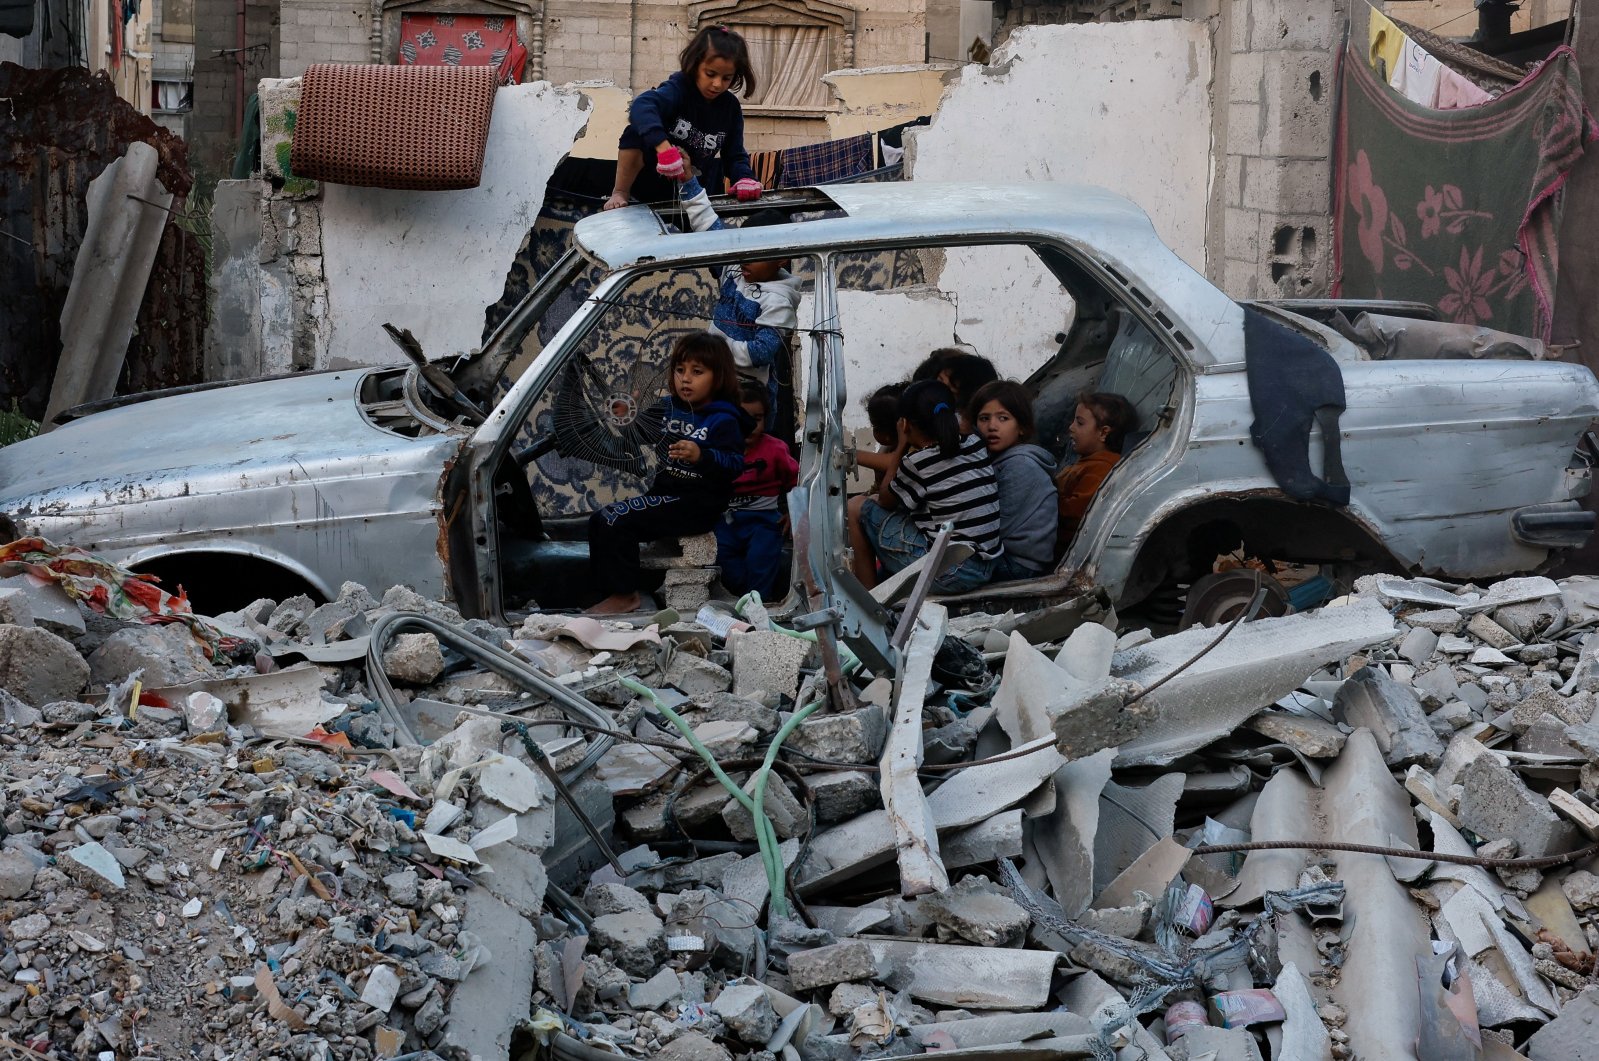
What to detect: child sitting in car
<box><xmin>1056</xmin><ymin>391</ymin><xmax>1138</xmax><ymax>552</ymax></box>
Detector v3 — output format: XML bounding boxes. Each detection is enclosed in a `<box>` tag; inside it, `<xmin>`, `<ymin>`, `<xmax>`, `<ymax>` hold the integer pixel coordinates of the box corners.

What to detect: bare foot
<box><xmin>587</xmin><ymin>592</ymin><xmax>642</xmax><ymax>614</ymax></box>
<box><xmin>602</xmin><ymin>192</ymin><xmax>629</xmax><ymax>211</ymax></box>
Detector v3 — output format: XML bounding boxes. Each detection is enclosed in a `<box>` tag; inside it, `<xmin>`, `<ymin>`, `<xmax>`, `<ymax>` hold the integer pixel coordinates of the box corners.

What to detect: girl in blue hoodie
<box><xmin>587</xmin><ymin>332</ymin><xmax>750</xmax><ymax>614</ymax></box>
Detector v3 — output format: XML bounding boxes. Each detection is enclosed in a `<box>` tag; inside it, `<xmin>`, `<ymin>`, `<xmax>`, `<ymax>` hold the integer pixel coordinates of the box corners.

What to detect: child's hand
<box><xmin>668</xmin><ymin>440</ymin><xmax>701</xmax><ymax>463</ymax></box>
<box><xmin>603</xmin><ymin>191</ymin><xmax>629</xmax><ymax>211</ymax></box>
<box><xmin>895</xmin><ymin>417</ymin><xmax>912</xmax><ymax>452</ymax></box>
<box><xmin>655</xmin><ymin>146</ymin><xmax>687</xmax><ymax>180</ymax></box>
<box><xmin>732</xmin><ymin>178</ymin><xmax>762</xmax><ymax>201</ymax></box>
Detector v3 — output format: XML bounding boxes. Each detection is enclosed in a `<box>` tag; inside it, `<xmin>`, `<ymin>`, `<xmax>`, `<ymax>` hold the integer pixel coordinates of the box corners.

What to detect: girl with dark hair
<box><xmin>606</xmin><ymin>25</ymin><xmax>763</xmax><ymax>210</ymax></box>
<box><xmin>845</xmin><ymin>380</ymin><xmax>1004</xmax><ymax>593</ymax></box>
<box><xmin>1055</xmin><ymin>390</ymin><xmax>1138</xmax><ymax>552</ymax></box>
<box><xmin>587</xmin><ymin>332</ymin><xmax>751</xmax><ymax>614</ymax></box>
<box><xmin>970</xmin><ymin>380</ymin><xmax>1057</xmax><ymax>581</ymax></box>
<box><xmin>910</xmin><ymin>348</ymin><xmax>998</xmax><ymax>430</ymax></box>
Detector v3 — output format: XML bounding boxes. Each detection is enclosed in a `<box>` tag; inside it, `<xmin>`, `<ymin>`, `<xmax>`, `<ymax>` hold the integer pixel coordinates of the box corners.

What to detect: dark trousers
<box><xmin>714</xmin><ymin>508</ymin><xmax>785</xmax><ymax>600</ymax></box>
<box><xmin>588</xmin><ymin>492</ymin><xmax>723</xmax><ymax>598</ymax></box>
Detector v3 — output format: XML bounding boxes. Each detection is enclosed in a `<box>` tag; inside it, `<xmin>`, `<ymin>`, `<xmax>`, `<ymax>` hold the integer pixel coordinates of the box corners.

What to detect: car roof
<box><xmin>571</xmin><ymin>182</ymin><xmax>1242</xmax><ymax>364</ymax></box>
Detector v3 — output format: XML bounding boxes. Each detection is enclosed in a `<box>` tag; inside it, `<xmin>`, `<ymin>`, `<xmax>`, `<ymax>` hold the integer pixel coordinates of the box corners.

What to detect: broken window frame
<box><xmin>457</xmin><ymin>248</ymin><xmax>830</xmax><ymax>623</ymax></box>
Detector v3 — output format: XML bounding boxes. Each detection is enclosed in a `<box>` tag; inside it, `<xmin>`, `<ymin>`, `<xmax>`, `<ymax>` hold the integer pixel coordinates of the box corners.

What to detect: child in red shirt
<box><xmin>717</xmin><ymin>380</ymin><xmax>800</xmax><ymax>601</ymax></box>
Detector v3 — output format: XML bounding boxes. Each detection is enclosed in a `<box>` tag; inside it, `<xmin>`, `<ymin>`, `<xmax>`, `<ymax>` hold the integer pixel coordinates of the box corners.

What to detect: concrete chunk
<box><xmin>1112</xmin><ymin>600</ymin><xmax>1397</xmax><ymax>766</ymax></box>
<box><xmin>1333</xmin><ymin>666</ymin><xmax>1443</xmax><ymax>768</ymax></box>
<box><xmin>721</xmin><ymin>774</ymin><xmax>807</xmax><ymax>841</ymax></box>
<box><xmin>729</xmin><ymin>630</ymin><xmax>810</xmax><ymax>701</ymax></box>
<box><xmin>381</xmin><ymin>632</ymin><xmax>445</xmax><ymax>685</ymax></box>
<box><xmin>712</xmin><ymin>982</ymin><xmax>778</xmax><ymax>1043</ymax></box>
<box><xmin>785</xmin><ymin>704</ymin><xmax>886</xmax><ymax>764</ymax></box>
<box><xmin>0</xmin><ymin>626</ymin><xmax>90</xmax><ymax>705</ymax></box>
<box><xmin>1526</xmin><ymin>985</ymin><xmax>1599</xmax><ymax>1060</ymax></box>
<box><xmin>1467</xmin><ymin>612</ymin><xmax>1519</xmax><ymax>650</ymax></box>
<box><xmin>917</xmin><ymin>875</ymin><xmax>1029</xmax><ymax>947</ymax></box>
<box><xmin>1397</xmin><ymin>627</ymin><xmax>1439</xmax><ymax>666</ymax></box>
<box><xmin>807</xmin><ymin>769</ymin><xmax>879</xmax><ymax>823</ymax></box>
<box><xmin>629</xmin><ymin>968</ymin><xmax>682</xmax><ymax>1011</ymax></box>
<box><xmin>787</xmin><ymin>941</ymin><xmax>880</xmax><ymax>991</ymax></box>
<box><xmin>1245</xmin><ymin>710</ymin><xmax>1347</xmax><ymax>758</ymax></box>
<box><xmin>590</xmin><ymin>911</ymin><xmax>667</xmax><ymax>977</ymax></box>
<box><xmin>1458</xmin><ymin>755</ymin><xmax>1580</xmax><ymax>858</ymax></box>
<box><xmin>437</xmin><ymin>890</ymin><xmax>535</xmax><ymax>1061</ymax></box>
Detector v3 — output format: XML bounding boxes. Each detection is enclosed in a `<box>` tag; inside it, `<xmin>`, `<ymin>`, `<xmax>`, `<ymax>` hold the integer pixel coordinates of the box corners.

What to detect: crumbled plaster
<box><xmin>318</xmin><ymin>81</ymin><xmax>590</xmax><ymax>369</ymax></box>
<box><xmin>908</xmin><ymin>21</ymin><xmax>1214</xmax><ymax>271</ymax></box>
<box><xmin>822</xmin><ymin>64</ymin><xmax>961</xmax><ymax>141</ymax></box>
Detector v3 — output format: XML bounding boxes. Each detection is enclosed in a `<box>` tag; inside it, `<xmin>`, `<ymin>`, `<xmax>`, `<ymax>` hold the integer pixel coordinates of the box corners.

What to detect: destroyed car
<box><xmin>1</xmin><ymin>181</ymin><xmax>1595</xmax><ymax>640</ymax></box>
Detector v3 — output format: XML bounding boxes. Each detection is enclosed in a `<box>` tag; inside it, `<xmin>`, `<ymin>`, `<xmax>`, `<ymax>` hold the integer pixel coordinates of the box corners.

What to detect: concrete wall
<box><xmin>316</xmin><ymin>82</ymin><xmax>589</xmax><ymax>368</ymax></box>
<box><xmin>1206</xmin><ymin>0</ymin><xmax>1345</xmax><ymax>299</ymax></box>
<box><xmin>279</xmin><ymin>0</ymin><xmax>374</xmax><ymax>75</ymax></box>
<box><xmin>192</xmin><ymin>0</ymin><xmax>279</xmax><ymax>178</ymax></box>
<box><xmin>824</xmin><ymin>63</ymin><xmax>958</xmax><ymax>139</ymax></box>
<box><xmin>909</xmin><ymin>20</ymin><xmax>1214</xmax><ymax>270</ymax></box>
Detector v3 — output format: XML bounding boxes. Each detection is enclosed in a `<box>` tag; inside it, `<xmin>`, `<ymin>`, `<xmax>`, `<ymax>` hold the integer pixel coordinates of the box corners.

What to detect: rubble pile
<box><xmin>8</xmin><ymin>547</ymin><xmax>1599</xmax><ymax>1059</ymax></box>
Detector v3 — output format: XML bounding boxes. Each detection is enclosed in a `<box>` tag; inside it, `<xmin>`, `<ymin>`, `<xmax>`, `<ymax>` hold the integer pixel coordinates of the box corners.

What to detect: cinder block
<box><xmin>1225</xmin><ymin>102</ymin><xmax>1262</xmax><ymax>156</ymax></box>
<box><xmin>1223</xmin><ymin>207</ymin><xmax>1261</xmax><ymax>264</ymax></box>
<box><xmin>1259</xmin><ymin>50</ymin><xmax>1333</xmax><ymax>160</ymax></box>
<box><xmin>1221</xmin><ymin>257</ymin><xmax>1260</xmax><ymax>299</ymax></box>
<box><xmin>1250</xmin><ymin>0</ymin><xmax>1342</xmax><ymax>52</ymax></box>
<box><xmin>1242</xmin><ymin>155</ymin><xmax>1331</xmax><ymax>216</ymax></box>
<box><xmin>1229</xmin><ymin>49</ymin><xmax>1263</xmax><ymax>103</ymax></box>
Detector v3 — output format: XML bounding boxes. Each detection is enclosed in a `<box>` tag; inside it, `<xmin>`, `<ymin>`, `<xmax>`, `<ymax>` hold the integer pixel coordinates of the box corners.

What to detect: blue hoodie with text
<box><xmin>648</xmin><ymin>395</ymin><xmax>750</xmax><ymax>500</ymax></box>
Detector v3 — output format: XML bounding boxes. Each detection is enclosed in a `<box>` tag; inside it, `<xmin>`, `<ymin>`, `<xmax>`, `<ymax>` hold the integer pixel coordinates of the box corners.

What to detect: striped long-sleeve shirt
<box><xmin>889</xmin><ymin>435</ymin><xmax>1005</xmax><ymax>560</ymax></box>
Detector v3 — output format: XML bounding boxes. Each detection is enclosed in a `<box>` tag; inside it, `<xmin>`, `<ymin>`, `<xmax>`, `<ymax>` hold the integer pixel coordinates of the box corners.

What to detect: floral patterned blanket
<box><xmin>1335</xmin><ymin>45</ymin><xmax>1596</xmax><ymax>340</ymax></box>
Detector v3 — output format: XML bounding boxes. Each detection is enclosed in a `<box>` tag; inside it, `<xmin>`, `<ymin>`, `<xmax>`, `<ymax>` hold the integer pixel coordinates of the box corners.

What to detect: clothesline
<box><xmin>1366</xmin><ymin>1</ymin><xmax>1498</xmax><ymax>110</ymax></box>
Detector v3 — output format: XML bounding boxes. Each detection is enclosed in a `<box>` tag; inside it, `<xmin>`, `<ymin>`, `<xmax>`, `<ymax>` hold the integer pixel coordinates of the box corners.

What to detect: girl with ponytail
<box><xmin>845</xmin><ymin>379</ymin><xmax>1005</xmax><ymax>593</ymax></box>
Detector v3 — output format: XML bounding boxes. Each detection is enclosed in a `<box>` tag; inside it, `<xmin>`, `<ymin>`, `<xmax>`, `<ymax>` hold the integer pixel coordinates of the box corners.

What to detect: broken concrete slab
<box><xmin>1112</xmin><ymin>600</ymin><xmax>1397</xmax><ymax>766</ymax></box>
<box><xmin>796</xmin><ymin>738</ymin><xmax>1064</xmax><ymax>894</ymax></box>
<box><xmin>881</xmin><ymin>602</ymin><xmax>948</xmax><ymax>897</ymax></box>
<box><xmin>437</xmin><ymin>889</ymin><xmax>536</xmax><ymax>1061</ymax></box>
<box><xmin>785</xmin><ymin>704</ymin><xmax>887</xmax><ymax>764</ymax></box>
<box><xmin>854</xmin><ymin>938</ymin><xmax>1057</xmax><ymax>1009</ymax></box>
<box><xmin>729</xmin><ymin>630</ymin><xmax>811</xmax><ymax>701</ymax></box>
<box><xmin>1029</xmin><ymin>748</ymin><xmax>1113</xmax><ymax>917</ymax></box>
<box><xmin>786</xmin><ymin>941</ymin><xmax>881</xmax><ymax>991</ymax></box>
<box><xmin>1526</xmin><ymin>987</ymin><xmax>1599</xmax><ymax>1060</ymax></box>
<box><xmin>1333</xmin><ymin>665</ymin><xmax>1444</xmax><ymax>768</ymax></box>
<box><xmin>917</xmin><ymin>874</ymin><xmax>1030</xmax><ymax>947</ymax></box>
<box><xmin>1458</xmin><ymin>754</ymin><xmax>1581</xmax><ymax>858</ymax></box>
<box><xmin>1246</xmin><ymin>710</ymin><xmax>1348</xmax><ymax>758</ymax></box>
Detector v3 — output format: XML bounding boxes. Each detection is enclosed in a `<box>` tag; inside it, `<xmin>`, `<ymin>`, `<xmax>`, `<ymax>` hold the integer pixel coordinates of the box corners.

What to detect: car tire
<box><xmin>1179</xmin><ymin>569</ymin><xmax>1292</xmax><ymax>631</ymax></box>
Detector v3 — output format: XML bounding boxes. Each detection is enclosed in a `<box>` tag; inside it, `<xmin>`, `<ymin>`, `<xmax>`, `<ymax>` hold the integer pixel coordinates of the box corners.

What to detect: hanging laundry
<box><xmin>1367</xmin><ymin>6</ymin><xmax>1406</xmax><ymax>82</ymax></box>
<box><xmin>1335</xmin><ymin>44</ymin><xmax>1598</xmax><ymax>341</ymax></box>
<box><xmin>1436</xmin><ymin>66</ymin><xmax>1495</xmax><ymax>110</ymax></box>
<box><xmin>778</xmin><ymin>133</ymin><xmax>874</xmax><ymax>188</ymax></box>
<box><xmin>1389</xmin><ymin>38</ymin><xmax>1442</xmax><ymax>107</ymax></box>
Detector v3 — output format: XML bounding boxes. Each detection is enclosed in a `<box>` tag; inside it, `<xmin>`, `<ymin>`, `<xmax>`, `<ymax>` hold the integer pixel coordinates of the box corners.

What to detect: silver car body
<box><xmin>1</xmin><ymin>181</ymin><xmax>1594</xmax><ymax>626</ymax></box>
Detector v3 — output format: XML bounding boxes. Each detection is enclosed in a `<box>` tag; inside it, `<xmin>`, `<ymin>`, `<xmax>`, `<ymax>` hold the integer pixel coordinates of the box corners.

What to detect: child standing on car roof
<box><xmin>717</xmin><ymin>380</ymin><xmax>800</xmax><ymax>601</ymax></box>
<box><xmin>605</xmin><ymin>25</ymin><xmax>764</xmax><ymax>211</ymax></box>
<box><xmin>587</xmin><ymin>333</ymin><xmax>751</xmax><ymax>615</ymax></box>
<box><xmin>846</xmin><ymin>379</ymin><xmax>1004</xmax><ymax>593</ymax></box>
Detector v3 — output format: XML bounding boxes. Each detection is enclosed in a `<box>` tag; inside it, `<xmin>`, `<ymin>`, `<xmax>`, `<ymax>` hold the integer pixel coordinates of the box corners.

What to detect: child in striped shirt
<box><xmin>846</xmin><ymin>379</ymin><xmax>1004</xmax><ymax>593</ymax></box>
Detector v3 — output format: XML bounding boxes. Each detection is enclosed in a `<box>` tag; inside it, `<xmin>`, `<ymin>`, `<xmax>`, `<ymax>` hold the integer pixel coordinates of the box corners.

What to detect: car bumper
<box><xmin>1511</xmin><ymin>501</ymin><xmax>1595</xmax><ymax>549</ymax></box>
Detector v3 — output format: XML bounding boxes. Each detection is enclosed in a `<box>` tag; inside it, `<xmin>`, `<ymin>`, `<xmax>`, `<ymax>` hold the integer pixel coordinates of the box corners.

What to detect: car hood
<box><xmin>0</xmin><ymin>370</ymin><xmax>455</xmax><ymax>516</ymax></box>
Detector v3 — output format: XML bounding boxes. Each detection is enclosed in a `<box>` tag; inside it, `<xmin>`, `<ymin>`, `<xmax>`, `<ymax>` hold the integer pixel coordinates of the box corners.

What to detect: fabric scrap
<box><xmin>1335</xmin><ymin>44</ymin><xmax>1598</xmax><ymax>341</ymax></box>
<box><xmin>1390</xmin><ymin>38</ymin><xmax>1443</xmax><ymax>107</ymax></box>
<box><xmin>1368</xmin><ymin>5</ymin><xmax>1407</xmax><ymax>81</ymax></box>
<box><xmin>779</xmin><ymin>132</ymin><xmax>874</xmax><ymax>187</ymax></box>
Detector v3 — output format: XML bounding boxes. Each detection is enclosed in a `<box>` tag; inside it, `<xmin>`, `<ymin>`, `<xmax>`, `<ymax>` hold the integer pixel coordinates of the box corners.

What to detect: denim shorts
<box><xmin>858</xmin><ymin>499</ymin><xmax>996</xmax><ymax>593</ymax></box>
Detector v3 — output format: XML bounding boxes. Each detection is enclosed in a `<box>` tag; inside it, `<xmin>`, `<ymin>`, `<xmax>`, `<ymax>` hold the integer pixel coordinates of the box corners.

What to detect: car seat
<box><xmin>1094</xmin><ymin>307</ymin><xmax>1176</xmax><ymax>452</ymax></box>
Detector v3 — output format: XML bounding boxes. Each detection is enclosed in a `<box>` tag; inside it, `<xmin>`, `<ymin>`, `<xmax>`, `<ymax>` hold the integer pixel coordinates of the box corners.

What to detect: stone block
<box><xmin>1526</xmin><ymin>985</ymin><xmax>1599</xmax><ymax>1060</ymax></box>
<box><xmin>0</xmin><ymin>625</ymin><xmax>90</xmax><ymax>705</ymax></box>
<box><xmin>438</xmin><ymin>889</ymin><xmax>535</xmax><ymax>1061</ymax></box>
<box><xmin>1225</xmin><ymin>102</ymin><xmax>1262</xmax><ymax>157</ymax></box>
<box><xmin>1333</xmin><ymin>665</ymin><xmax>1443</xmax><ymax>768</ymax></box>
<box><xmin>787</xmin><ymin>940</ymin><xmax>881</xmax><ymax>991</ymax></box>
<box><xmin>730</xmin><ymin>630</ymin><xmax>811</xmax><ymax>701</ymax></box>
<box><xmin>1250</xmin><ymin>0</ymin><xmax>1342</xmax><ymax>51</ymax></box>
<box><xmin>1228</xmin><ymin>49</ymin><xmax>1263</xmax><ymax>102</ymax></box>
<box><xmin>1242</xmin><ymin>155</ymin><xmax>1330</xmax><ymax>216</ymax></box>
<box><xmin>917</xmin><ymin>875</ymin><xmax>1029</xmax><ymax>947</ymax></box>
<box><xmin>664</xmin><ymin>653</ymin><xmax>732</xmax><ymax>696</ymax></box>
<box><xmin>1223</xmin><ymin>206</ymin><xmax>1262</xmax><ymax>264</ymax></box>
<box><xmin>1259</xmin><ymin>50</ymin><xmax>1333</xmax><ymax>159</ymax></box>
<box><xmin>590</xmin><ymin>911</ymin><xmax>667</xmax><ymax>977</ymax></box>
<box><xmin>721</xmin><ymin>774</ymin><xmax>807</xmax><ymax>842</ymax></box>
<box><xmin>382</xmin><ymin>632</ymin><xmax>445</xmax><ymax>685</ymax></box>
<box><xmin>0</xmin><ymin>588</ymin><xmax>34</xmax><ymax>627</ymax></box>
<box><xmin>785</xmin><ymin>704</ymin><xmax>887</xmax><ymax>764</ymax></box>
<box><xmin>89</xmin><ymin>623</ymin><xmax>216</xmax><ymax>688</ymax></box>
<box><xmin>1458</xmin><ymin>755</ymin><xmax>1580</xmax><ymax>858</ymax></box>
<box><xmin>711</xmin><ymin>982</ymin><xmax>777</xmax><ymax>1043</ymax></box>
<box><xmin>808</xmin><ymin>770</ymin><xmax>880</xmax><ymax>823</ymax></box>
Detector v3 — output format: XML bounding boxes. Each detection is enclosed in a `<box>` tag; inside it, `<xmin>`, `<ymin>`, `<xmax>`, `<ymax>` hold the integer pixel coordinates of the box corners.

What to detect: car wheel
<box><xmin>1179</xmin><ymin>569</ymin><xmax>1292</xmax><ymax>631</ymax></box>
